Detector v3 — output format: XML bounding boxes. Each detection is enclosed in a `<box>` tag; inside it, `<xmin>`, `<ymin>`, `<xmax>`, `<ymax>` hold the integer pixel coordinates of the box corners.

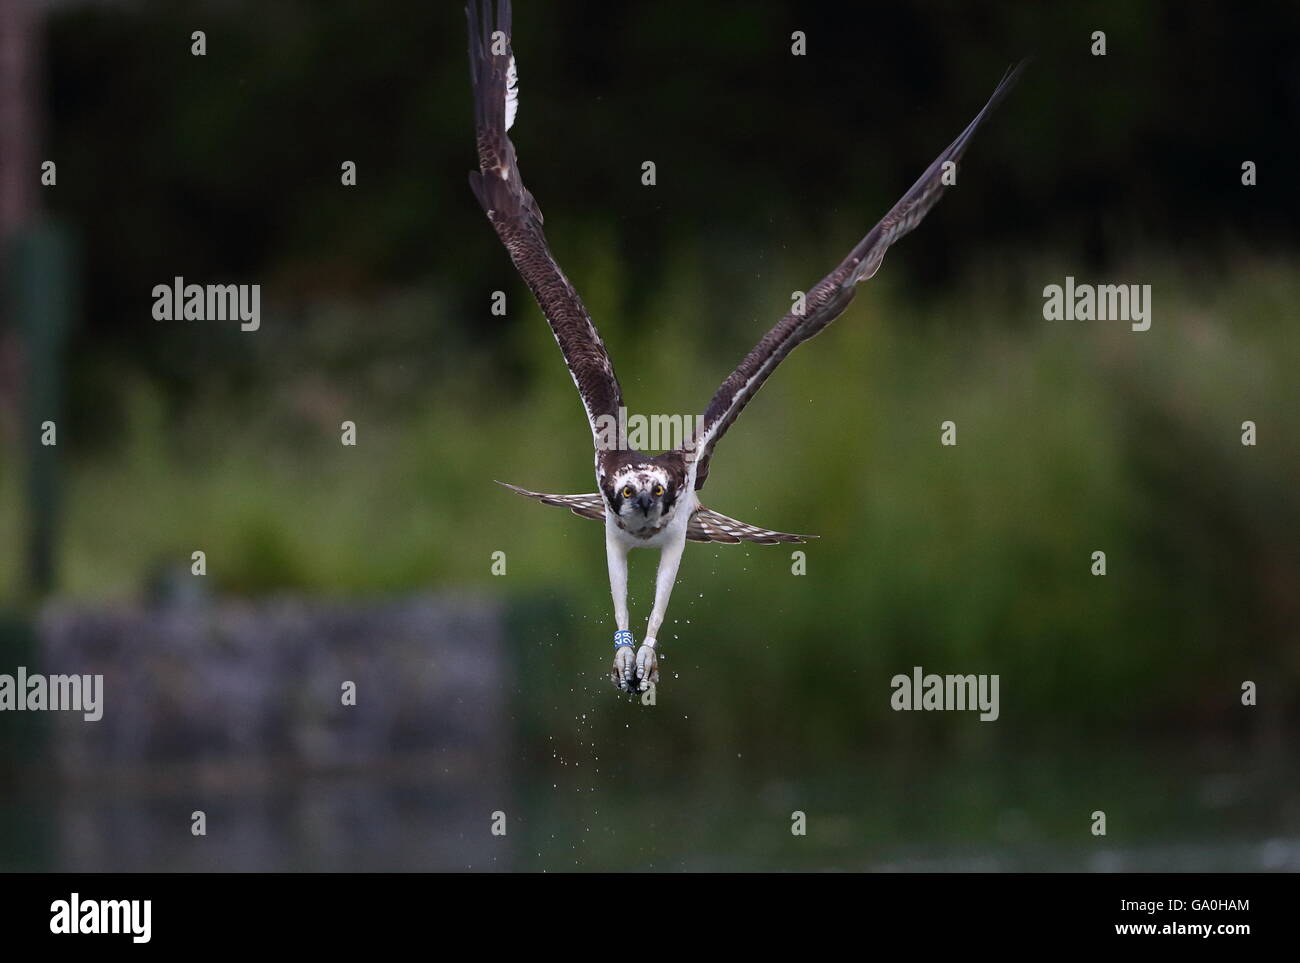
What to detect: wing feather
<box><xmin>496</xmin><ymin>482</ymin><xmax>810</xmax><ymax>544</ymax></box>
<box><xmin>468</xmin><ymin>0</ymin><xmax>623</xmax><ymax>444</ymax></box>
<box><xmin>496</xmin><ymin>482</ymin><xmax>607</xmax><ymax>522</ymax></box>
<box><xmin>687</xmin><ymin>507</ymin><xmax>814</xmax><ymax>544</ymax></box>
<box><xmin>682</xmin><ymin>62</ymin><xmax>1025</xmax><ymax>490</ymax></box>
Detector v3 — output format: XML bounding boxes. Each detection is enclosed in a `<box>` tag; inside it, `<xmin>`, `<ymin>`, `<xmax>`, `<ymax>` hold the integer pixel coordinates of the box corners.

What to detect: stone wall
<box><xmin>25</xmin><ymin>594</ymin><xmax>514</xmax><ymax>870</ymax></box>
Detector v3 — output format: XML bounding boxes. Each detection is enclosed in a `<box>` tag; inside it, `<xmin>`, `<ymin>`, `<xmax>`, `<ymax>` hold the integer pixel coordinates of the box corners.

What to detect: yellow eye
<box><xmin>622</xmin><ymin>486</ymin><xmax>634</xmax><ymax>499</ymax></box>
<box><xmin>653</xmin><ymin>485</ymin><xmax>664</xmax><ymax>497</ymax></box>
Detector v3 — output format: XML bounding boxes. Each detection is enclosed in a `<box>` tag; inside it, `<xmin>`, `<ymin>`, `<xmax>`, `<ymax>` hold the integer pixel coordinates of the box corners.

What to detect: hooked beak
<box><xmin>635</xmin><ymin>492</ymin><xmax>654</xmax><ymax>514</ymax></box>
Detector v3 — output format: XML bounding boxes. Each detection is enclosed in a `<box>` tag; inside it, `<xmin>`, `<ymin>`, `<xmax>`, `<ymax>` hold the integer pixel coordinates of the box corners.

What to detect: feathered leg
<box><xmin>606</xmin><ymin>525</ymin><xmax>636</xmax><ymax>689</ymax></box>
<box><xmin>635</xmin><ymin>532</ymin><xmax>686</xmax><ymax>691</ymax></box>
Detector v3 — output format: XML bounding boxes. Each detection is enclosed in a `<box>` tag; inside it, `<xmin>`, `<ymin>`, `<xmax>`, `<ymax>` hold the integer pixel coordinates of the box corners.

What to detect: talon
<box><xmin>611</xmin><ymin>635</ymin><xmax>637</xmax><ymax>691</ymax></box>
<box><xmin>633</xmin><ymin>644</ymin><xmax>659</xmax><ymax>693</ymax></box>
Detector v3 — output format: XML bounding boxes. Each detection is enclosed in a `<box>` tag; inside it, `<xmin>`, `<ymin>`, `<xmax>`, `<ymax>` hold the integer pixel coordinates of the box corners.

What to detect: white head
<box><xmin>604</xmin><ymin>463</ymin><xmax>680</xmax><ymax>534</ymax></box>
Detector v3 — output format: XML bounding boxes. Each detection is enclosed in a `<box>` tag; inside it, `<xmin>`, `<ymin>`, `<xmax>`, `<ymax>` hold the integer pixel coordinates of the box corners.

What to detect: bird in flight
<box><xmin>467</xmin><ymin>0</ymin><xmax>1022</xmax><ymax>693</ymax></box>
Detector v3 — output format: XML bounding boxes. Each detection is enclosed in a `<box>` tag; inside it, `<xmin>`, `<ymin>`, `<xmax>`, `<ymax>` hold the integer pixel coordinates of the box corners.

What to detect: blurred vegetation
<box><xmin>2</xmin><ymin>253</ymin><xmax>1295</xmax><ymax>759</ymax></box>
<box><xmin>1</xmin><ymin>0</ymin><xmax>1297</xmax><ymax>762</ymax></box>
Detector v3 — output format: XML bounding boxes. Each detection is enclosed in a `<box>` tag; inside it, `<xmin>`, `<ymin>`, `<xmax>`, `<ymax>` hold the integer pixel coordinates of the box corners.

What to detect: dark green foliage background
<box><xmin>3</xmin><ymin>0</ymin><xmax>1297</xmax><ymax>769</ymax></box>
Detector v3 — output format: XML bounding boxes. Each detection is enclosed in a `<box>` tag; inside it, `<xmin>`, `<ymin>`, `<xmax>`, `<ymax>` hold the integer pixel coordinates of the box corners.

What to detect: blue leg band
<box><xmin>613</xmin><ymin>629</ymin><xmax>634</xmax><ymax>650</ymax></box>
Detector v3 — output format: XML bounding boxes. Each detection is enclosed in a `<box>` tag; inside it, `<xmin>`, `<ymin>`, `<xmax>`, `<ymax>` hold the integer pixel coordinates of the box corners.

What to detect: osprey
<box><xmin>467</xmin><ymin>0</ymin><xmax>1022</xmax><ymax>692</ymax></box>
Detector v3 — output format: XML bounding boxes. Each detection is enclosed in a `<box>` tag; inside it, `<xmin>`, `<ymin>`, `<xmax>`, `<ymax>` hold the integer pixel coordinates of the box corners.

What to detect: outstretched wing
<box><xmin>496</xmin><ymin>482</ymin><xmax>607</xmax><ymax>522</ymax></box>
<box><xmin>496</xmin><ymin>482</ymin><xmax>810</xmax><ymax>544</ymax></box>
<box><xmin>686</xmin><ymin>507</ymin><xmax>814</xmax><ymax>545</ymax></box>
<box><xmin>682</xmin><ymin>62</ymin><xmax>1025</xmax><ymax>490</ymax></box>
<box><xmin>467</xmin><ymin>0</ymin><xmax>623</xmax><ymax>444</ymax></box>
